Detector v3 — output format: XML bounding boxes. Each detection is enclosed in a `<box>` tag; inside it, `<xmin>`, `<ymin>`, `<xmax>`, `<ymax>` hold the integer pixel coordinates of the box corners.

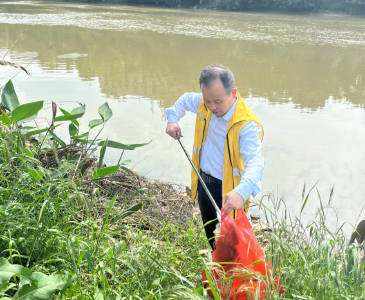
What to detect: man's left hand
<box><xmin>222</xmin><ymin>191</ymin><xmax>244</xmax><ymax>214</ymax></box>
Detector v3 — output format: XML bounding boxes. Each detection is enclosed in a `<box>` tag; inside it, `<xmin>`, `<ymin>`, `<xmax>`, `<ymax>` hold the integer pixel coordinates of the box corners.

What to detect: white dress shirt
<box><xmin>166</xmin><ymin>92</ymin><xmax>265</xmax><ymax>203</ymax></box>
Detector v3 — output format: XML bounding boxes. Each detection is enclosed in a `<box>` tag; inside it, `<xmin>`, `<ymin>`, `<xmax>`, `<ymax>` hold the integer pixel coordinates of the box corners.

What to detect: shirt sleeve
<box><xmin>166</xmin><ymin>92</ymin><xmax>202</xmax><ymax>123</ymax></box>
<box><xmin>233</xmin><ymin>121</ymin><xmax>265</xmax><ymax>201</ymax></box>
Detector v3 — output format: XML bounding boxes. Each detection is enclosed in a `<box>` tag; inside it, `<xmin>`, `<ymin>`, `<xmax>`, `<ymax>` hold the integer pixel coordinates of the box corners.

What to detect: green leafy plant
<box><xmin>1</xmin><ymin>80</ymin><xmax>20</xmax><ymax>112</ymax></box>
<box><xmin>0</xmin><ymin>258</ymin><xmax>67</xmax><ymax>299</ymax></box>
<box><xmin>0</xmin><ymin>55</ymin><xmax>164</xmax><ymax>299</ymax></box>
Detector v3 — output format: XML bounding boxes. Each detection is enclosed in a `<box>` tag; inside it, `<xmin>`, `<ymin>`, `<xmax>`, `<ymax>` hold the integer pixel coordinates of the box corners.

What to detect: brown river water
<box><xmin>1</xmin><ymin>1</ymin><xmax>365</xmax><ymax>234</ymax></box>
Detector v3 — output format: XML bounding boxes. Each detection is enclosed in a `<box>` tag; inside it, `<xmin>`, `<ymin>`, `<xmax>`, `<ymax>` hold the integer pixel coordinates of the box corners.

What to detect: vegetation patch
<box><xmin>1</xmin><ymin>57</ymin><xmax>364</xmax><ymax>299</ymax></box>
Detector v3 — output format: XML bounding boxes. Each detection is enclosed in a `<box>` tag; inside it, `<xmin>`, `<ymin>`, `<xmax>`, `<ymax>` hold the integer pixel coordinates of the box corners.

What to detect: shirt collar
<box><xmin>214</xmin><ymin>96</ymin><xmax>238</xmax><ymax>122</ymax></box>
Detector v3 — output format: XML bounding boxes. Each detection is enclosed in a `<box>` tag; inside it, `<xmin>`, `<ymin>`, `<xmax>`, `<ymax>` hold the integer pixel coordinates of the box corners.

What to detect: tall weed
<box><xmin>253</xmin><ymin>187</ymin><xmax>365</xmax><ymax>299</ymax></box>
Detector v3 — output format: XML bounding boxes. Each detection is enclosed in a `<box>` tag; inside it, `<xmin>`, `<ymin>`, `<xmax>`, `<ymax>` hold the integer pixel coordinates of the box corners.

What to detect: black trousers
<box><xmin>197</xmin><ymin>173</ymin><xmax>223</xmax><ymax>250</ymax></box>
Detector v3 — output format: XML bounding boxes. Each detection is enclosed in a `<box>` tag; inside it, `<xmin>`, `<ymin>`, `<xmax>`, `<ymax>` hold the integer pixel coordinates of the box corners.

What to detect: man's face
<box><xmin>201</xmin><ymin>80</ymin><xmax>237</xmax><ymax>117</ymax></box>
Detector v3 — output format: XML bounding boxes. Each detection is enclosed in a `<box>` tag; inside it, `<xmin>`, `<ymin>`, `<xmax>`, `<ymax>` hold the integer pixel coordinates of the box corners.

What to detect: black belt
<box><xmin>200</xmin><ymin>170</ymin><xmax>222</xmax><ymax>184</ymax></box>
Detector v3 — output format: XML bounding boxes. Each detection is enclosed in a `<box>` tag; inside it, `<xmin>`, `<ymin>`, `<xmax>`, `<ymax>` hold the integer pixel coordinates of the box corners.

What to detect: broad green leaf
<box><xmin>59</xmin><ymin>107</ymin><xmax>70</xmax><ymax>116</ymax></box>
<box><xmin>48</xmin><ymin>131</ymin><xmax>66</xmax><ymax>147</ymax></box>
<box><xmin>84</xmin><ymin>251</ymin><xmax>93</xmax><ymax>272</ymax></box>
<box><xmin>16</xmin><ymin>114</ymin><xmax>38</xmax><ymax>126</ymax></box>
<box><xmin>93</xmin><ymin>165</ymin><xmax>120</xmax><ymax>179</ymax></box>
<box><xmin>0</xmin><ymin>258</ymin><xmax>32</xmax><ymax>285</ymax></box>
<box><xmin>120</xmin><ymin>166</ymin><xmax>135</xmax><ymax>174</ymax></box>
<box><xmin>98</xmin><ymin>102</ymin><xmax>113</xmax><ymax>122</ymax></box>
<box><xmin>54</xmin><ymin>114</ymin><xmax>82</xmax><ymax>122</ymax></box>
<box><xmin>54</xmin><ymin>105</ymin><xmax>85</xmax><ymax>122</ymax></box>
<box><xmin>73</xmin><ymin>132</ymin><xmax>88</xmax><ymax>140</ymax></box>
<box><xmin>1</xmin><ymin>80</ymin><xmax>20</xmax><ymax>111</ymax></box>
<box><xmin>71</xmin><ymin>105</ymin><xmax>85</xmax><ymax>115</ymax></box>
<box><xmin>59</xmin><ymin>107</ymin><xmax>79</xmax><ymax>127</ymax></box>
<box><xmin>129</xmin><ymin>140</ymin><xmax>152</xmax><ymax>148</ymax></box>
<box><xmin>74</xmin><ymin>132</ymin><xmax>89</xmax><ymax>139</ymax></box>
<box><xmin>24</xmin><ymin>125</ymin><xmax>60</xmax><ymax>137</ymax></box>
<box><xmin>24</xmin><ymin>148</ymin><xmax>34</xmax><ymax>158</ymax></box>
<box><xmin>20</xmin><ymin>126</ymin><xmax>36</xmax><ymax>130</ymax></box>
<box><xmin>27</xmin><ymin>168</ymin><xmax>43</xmax><ymax>181</ymax></box>
<box><xmin>1</xmin><ymin>112</ymin><xmax>11</xmax><ymax>125</ymax></box>
<box><xmin>98</xmin><ymin>139</ymin><xmax>108</xmax><ymax>169</ymax></box>
<box><xmin>88</xmin><ymin>119</ymin><xmax>103</xmax><ymax>129</ymax></box>
<box><xmin>98</xmin><ymin>140</ymin><xmax>135</xmax><ymax>150</ymax></box>
<box><xmin>68</xmin><ymin>123</ymin><xmax>77</xmax><ymax>137</ymax></box>
<box><xmin>13</xmin><ymin>272</ymin><xmax>66</xmax><ymax>300</ymax></box>
<box><xmin>11</xmin><ymin>101</ymin><xmax>44</xmax><ymax>124</ymax></box>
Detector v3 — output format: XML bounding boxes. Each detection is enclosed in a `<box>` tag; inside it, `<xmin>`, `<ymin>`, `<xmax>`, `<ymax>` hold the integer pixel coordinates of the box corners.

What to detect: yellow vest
<box><xmin>191</xmin><ymin>92</ymin><xmax>263</xmax><ymax>218</ymax></box>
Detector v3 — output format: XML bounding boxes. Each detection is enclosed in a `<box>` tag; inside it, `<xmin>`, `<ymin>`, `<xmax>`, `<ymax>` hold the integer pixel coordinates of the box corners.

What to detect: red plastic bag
<box><xmin>202</xmin><ymin>208</ymin><xmax>284</xmax><ymax>299</ymax></box>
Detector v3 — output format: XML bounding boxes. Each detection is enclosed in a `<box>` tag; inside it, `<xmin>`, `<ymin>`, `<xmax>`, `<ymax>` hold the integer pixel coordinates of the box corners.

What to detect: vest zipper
<box><xmin>201</xmin><ymin>119</ymin><xmax>207</xmax><ymax>147</ymax></box>
<box><xmin>226</xmin><ymin>134</ymin><xmax>233</xmax><ymax>167</ymax></box>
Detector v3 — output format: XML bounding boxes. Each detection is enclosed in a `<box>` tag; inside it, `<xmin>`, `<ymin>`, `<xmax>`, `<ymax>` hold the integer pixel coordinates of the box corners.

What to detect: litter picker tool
<box><xmin>176</xmin><ymin>131</ymin><xmax>221</xmax><ymax>222</ymax></box>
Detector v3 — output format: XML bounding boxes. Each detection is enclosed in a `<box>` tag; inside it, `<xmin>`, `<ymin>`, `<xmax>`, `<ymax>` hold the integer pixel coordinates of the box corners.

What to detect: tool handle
<box><xmin>176</xmin><ymin>131</ymin><xmax>221</xmax><ymax>222</ymax></box>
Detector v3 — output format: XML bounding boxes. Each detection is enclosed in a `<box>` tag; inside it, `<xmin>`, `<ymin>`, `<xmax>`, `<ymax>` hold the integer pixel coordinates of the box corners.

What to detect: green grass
<box><xmin>0</xmin><ymin>122</ymin><xmax>208</xmax><ymax>298</ymax></box>
<box><xmin>256</xmin><ymin>188</ymin><xmax>365</xmax><ymax>300</ymax></box>
<box><xmin>1</xmin><ymin>119</ymin><xmax>364</xmax><ymax>299</ymax></box>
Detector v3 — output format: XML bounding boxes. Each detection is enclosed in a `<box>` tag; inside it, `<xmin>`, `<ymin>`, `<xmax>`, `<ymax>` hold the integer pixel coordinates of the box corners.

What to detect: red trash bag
<box><xmin>202</xmin><ymin>208</ymin><xmax>284</xmax><ymax>300</ymax></box>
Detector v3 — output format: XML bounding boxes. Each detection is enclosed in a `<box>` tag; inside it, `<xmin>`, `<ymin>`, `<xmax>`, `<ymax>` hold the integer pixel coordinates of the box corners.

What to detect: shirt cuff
<box><xmin>166</xmin><ymin>109</ymin><xmax>179</xmax><ymax>123</ymax></box>
<box><xmin>233</xmin><ymin>179</ymin><xmax>261</xmax><ymax>201</ymax></box>
<box><xmin>233</xmin><ymin>183</ymin><xmax>253</xmax><ymax>202</ymax></box>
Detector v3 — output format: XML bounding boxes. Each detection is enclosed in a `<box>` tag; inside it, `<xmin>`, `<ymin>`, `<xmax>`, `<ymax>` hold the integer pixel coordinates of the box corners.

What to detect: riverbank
<box><xmin>0</xmin><ymin>118</ymin><xmax>364</xmax><ymax>298</ymax></box>
<box><xmin>0</xmin><ymin>115</ymin><xmax>274</xmax><ymax>298</ymax></box>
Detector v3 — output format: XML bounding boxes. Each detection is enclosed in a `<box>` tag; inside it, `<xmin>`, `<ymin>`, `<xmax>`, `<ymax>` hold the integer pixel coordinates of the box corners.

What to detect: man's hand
<box><xmin>222</xmin><ymin>191</ymin><xmax>244</xmax><ymax>214</ymax></box>
<box><xmin>166</xmin><ymin>122</ymin><xmax>182</xmax><ymax>140</ymax></box>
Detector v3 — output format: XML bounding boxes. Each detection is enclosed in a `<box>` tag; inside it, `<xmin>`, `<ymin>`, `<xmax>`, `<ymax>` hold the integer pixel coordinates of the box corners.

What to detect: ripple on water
<box><xmin>1</xmin><ymin>2</ymin><xmax>365</xmax><ymax>48</ymax></box>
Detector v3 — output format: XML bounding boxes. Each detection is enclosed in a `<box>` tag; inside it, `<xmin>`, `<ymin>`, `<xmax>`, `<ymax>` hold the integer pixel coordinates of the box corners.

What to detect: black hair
<box><xmin>199</xmin><ymin>64</ymin><xmax>235</xmax><ymax>95</ymax></box>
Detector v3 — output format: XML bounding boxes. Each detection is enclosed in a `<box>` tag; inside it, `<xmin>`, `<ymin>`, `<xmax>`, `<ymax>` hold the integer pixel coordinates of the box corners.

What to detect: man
<box><xmin>166</xmin><ymin>64</ymin><xmax>264</xmax><ymax>249</ymax></box>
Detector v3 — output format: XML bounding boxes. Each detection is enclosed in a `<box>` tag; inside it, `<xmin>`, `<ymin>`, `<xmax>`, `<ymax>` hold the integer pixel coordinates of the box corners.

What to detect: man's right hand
<box><xmin>166</xmin><ymin>122</ymin><xmax>182</xmax><ymax>140</ymax></box>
